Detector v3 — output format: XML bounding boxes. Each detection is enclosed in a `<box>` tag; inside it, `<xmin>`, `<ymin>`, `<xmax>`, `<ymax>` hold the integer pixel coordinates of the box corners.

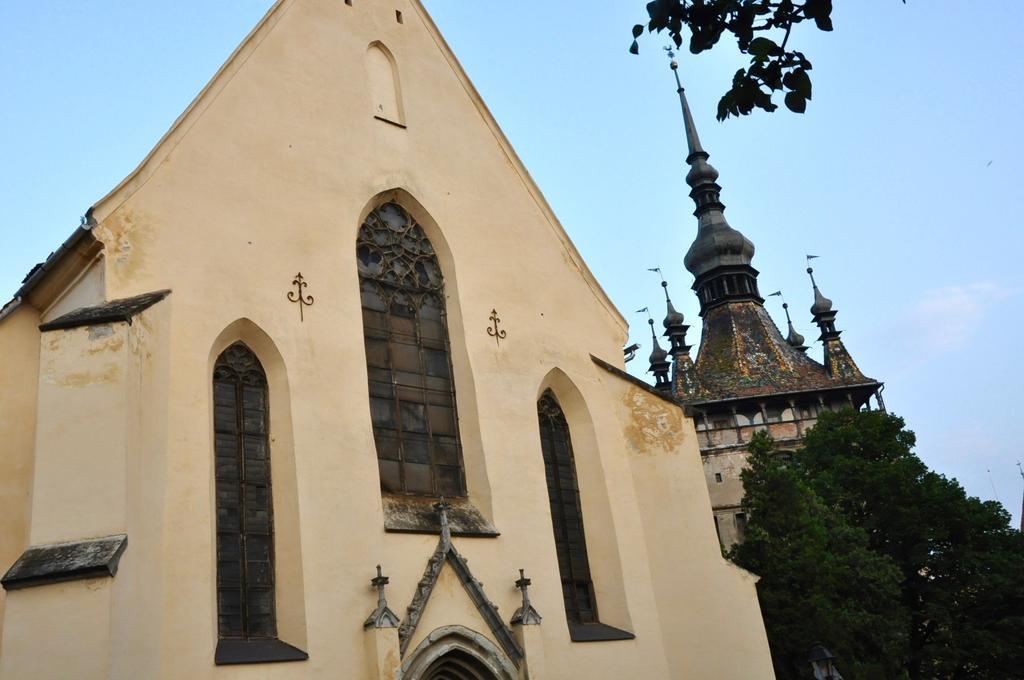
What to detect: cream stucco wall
<box><xmin>0</xmin><ymin>0</ymin><xmax>774</xmax><ymax>677</ymax></box>
<box><xmin>0</xmin><ymin>304</ymin><xmax>40</xmax><ymax>648</ymax></box>
<box><xmin>38</xmin><ymin>257</ymin><xmax>105</xmax><ymax>324</ymax></box>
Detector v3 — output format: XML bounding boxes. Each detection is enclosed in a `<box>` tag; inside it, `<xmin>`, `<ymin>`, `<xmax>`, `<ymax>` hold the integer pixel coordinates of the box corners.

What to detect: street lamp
<box><xmin>807</xmin><ymin>644</ymin><xmax>841</xmax><ymax>680</ymax></box>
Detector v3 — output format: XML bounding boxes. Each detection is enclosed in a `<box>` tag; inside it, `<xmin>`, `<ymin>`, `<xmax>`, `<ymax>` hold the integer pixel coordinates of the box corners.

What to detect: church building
<box><xmin>0</xmin><ymin>1</ymin><xmax>775</xmax><ymax>678</ymax></box>
<box><xmin>646</xmin><ymin>53</ymin><xmax>886</xmax><ymax>548</ymax></box>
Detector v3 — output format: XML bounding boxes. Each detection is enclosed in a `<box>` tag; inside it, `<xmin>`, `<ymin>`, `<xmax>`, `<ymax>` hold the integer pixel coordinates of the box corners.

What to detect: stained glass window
<box><xmin>358</xmin><ymin>202</ymin><xmax>466</xmax><ymax>497</ymax></box>
<box><xmin>213</xmin><ymin>342</ymin><xmax>277</xmax><ymax>640</ymax></box>
<box><xmin>537</xmin><ymin>390</ymin><xmax>597</xmax><ymax>624</ymax></box>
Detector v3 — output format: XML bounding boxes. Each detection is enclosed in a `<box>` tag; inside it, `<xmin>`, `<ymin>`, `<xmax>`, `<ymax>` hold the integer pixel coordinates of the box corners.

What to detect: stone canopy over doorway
<box><xmin>399</xmin><ymin>625</ymin><xmax>516</xmax><ymax>680</ymax></box>
<box><xmin>421</xmin><ymin>648</ymin><xmax>498</xmax><ymax>680</ymax></box>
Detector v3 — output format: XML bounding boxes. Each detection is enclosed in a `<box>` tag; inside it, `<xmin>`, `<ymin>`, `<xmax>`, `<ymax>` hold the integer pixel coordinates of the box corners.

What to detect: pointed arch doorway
<box><xmin>420</xmin><ymin>649</ymin><xmax>499</xmax><ymax>680</ymax></box>
<box><xmin>399</xmin><ymin>625</ymin><xmax>517</xmax><ymax>680</ymax></box>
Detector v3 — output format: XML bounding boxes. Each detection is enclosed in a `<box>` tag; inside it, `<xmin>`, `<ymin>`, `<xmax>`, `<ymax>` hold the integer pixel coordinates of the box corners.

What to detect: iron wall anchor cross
<box><xmin>487</xmin><ymin>309</ymin><xmax>507</xmax><ymax>346</ymax></box>
<box><xmin>287</xmin><ymin>272</ymin><xmax>314</xmax><ymax>322</ymax></box>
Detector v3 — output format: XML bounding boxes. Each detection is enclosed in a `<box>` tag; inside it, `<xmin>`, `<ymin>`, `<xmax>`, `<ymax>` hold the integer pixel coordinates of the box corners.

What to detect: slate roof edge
<box><xmin>590</xmin><ymin>354</ymin><xmax>689</xmax><ymax>413</ymax></box>
<box><xmin>0</xmin><ymin>223</ymin><xmax>98</xmax><ymax>324</ymax></box>
<box><xmin>684</xmin><ymin>380</ymin><xmax>884</xmax><ymax>410</ymax></box>
<box><xmin>39</xmin><ymin>289</ymin><xmax>171</xmax><ymax>332</ymax></box>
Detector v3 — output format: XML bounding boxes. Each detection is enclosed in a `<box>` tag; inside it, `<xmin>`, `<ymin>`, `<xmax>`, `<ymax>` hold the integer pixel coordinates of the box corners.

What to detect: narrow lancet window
<box><xmin>214</xmin><ymin>343</ymin><xmax>277</xmax><ymax>641</ymax></box>
<box><xmin>358</xmin><ymin>202</ymin><xmax>466</xmax><ymax>497</ymax></box>
<box><xmin>537</xmin><ymin>390</ymin><xmax>597</xmax><ymax>625</ymax></box>
<box><xmin>366</xmin><ymin>42</ymin><xmax>403</xmax><ymax>124</ymax></box>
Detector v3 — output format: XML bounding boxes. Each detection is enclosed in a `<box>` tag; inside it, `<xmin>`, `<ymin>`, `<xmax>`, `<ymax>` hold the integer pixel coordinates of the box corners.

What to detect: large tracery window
<box><xmin>213</xmin><ymin>343</ymin><xmax>277</xmax><ymax>641</ymax></box>
<box><xmin>537</xmin><ymin>390</ymin><xmax>598</xmax><ymax>626</ymax></box>
<box><xmin>358</xmin><ymin>202</ymin><xmax>466</xmax><ymax>497</ymax></box>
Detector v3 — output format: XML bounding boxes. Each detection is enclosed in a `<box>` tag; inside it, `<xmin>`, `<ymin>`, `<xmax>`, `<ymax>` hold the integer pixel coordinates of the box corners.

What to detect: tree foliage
<box><xmin>730</xmin><ymin>431</ymin><xmax>908</xmax><ymax>679</ymax></box>
<box><xmin>630</xmin><ymin>1</ymin><xmax>902</xmax><ymax>120</ymax></box>
<box><xmin>732</xmin><ymin>412</ymin><xmax>1024</xmax><ymax>679</ymax></box>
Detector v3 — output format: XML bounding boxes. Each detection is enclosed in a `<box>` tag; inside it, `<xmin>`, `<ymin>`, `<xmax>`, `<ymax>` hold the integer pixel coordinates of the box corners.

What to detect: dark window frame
<box><xmin>213</xmin><ymin>343</ymin><xmax>278</xmax><ymax>643</ymax></box>
<box><xmin>537</xmin><ymin>391</ymin><xmax>598</xmax><ymax>625</ymax></box>
<box><xmin>536</xmin><ymin>391</ymin><xmax>635</xmax><ymax>643</ymax></box>
<box><xmin>358</xmin><ymin>202</ymin><xmax>467</xmax><ymax>498</ymax></box>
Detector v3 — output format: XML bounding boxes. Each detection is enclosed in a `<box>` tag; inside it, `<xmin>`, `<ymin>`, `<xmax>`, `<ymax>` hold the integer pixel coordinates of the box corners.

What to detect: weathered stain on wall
<box><xmin>86</xmin><ymin>325</ymin><xmax>124</xmax><ymax>356</ymax></box>
<box><xmin>48</xmin><ymin>365</ymin><xmax>121</xmax><ymax>388</ymax></box>
<box><xmin>621</xmin><ymin>386</ymin><xmax>684</xmax><ymax>456</ymax></box>
<box><xmin>41</xmin><ymin>325</ymin><xmax>124</xmax><ymax>386</ymax></box>
<box><xmin>93</xmin><ymin>208</ymin><xmax>151</xmax><ymax>283</ymax></box>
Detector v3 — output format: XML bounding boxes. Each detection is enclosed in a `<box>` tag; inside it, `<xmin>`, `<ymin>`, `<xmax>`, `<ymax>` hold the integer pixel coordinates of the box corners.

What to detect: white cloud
<box><xmin>912</xmin><ymin>282</ymin><xmax>1017</xmax><ymax>352</ymax></box>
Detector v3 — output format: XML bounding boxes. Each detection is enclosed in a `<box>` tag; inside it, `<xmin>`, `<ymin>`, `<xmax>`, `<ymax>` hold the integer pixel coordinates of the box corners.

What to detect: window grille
<box><xmin>537</xmin><ymin>390</ymin><xmax>597</xmax><ymax>625</ymax></box>
<box><xmin>358</xmin><ymin>202</ymin><xmax>466</xmax><ymax>497</ymax></box>
<box><xmin>213</xmin><ymin>342</ymin><xmax>277</xmax><ymax>640</ymax></box>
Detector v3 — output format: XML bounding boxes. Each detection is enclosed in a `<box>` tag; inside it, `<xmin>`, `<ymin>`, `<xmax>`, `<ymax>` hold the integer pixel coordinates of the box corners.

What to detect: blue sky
<box><xmin>2</xmin><ymin>1</ymin><xmax>1021</xmax><ymax>527</ymax></box>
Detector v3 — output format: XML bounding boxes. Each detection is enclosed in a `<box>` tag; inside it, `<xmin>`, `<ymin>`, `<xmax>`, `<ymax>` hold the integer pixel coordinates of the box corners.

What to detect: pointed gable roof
<box><xmin>86</xmin><ymin>0</ymin><xmax>626</xmax><ymax>334</ymax></box>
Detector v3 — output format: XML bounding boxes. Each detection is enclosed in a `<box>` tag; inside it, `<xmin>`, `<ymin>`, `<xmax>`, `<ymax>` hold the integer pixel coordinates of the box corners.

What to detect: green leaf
<box><xmin>783</xmin><ymin>68</ymin><xmax>812</xmax><ymax>99</ymax></box>
<box><xmin>748</xmin><ymin>36</ymin><xmax>779</xmax><ymax>60</ymax></box>
<box><xmin>629</xmin><ymin>40</ymin><xmax>639</xmax><ymax>55</ymax></box>
<box><xmin>784</xmin><ymin>91</ymin><xmax>806</xmax><ymax>113</ymax></box>
<box><xmin>632</xmin><ymin>24</ymin><xmax>644</xmax><ymax>39</ymax></box>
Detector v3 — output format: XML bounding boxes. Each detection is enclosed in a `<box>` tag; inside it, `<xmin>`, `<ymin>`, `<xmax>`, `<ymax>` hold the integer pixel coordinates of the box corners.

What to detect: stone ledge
<box><xmin>214</xmin><ymin>639</ymin><xmax>308</xmax><ymax>665</ymax></box>
<box><xmin>568</xmin><ymin>622</ymin><xmax>636</xmax><ymax>643</ymax></box>
<box><xmin>1</xmin><ymin>534</ymin><xmax>127</xmax><ymax>590</ymax></box>
<box><xmin>382</xmin><ymin>494</ymin><xmax>499</xmax><ymax>537</ymax></box>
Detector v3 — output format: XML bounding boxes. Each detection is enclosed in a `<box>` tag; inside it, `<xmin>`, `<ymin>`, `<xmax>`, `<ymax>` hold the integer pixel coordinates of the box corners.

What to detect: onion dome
<box><xmin>667</xmin><ymin>54</ymin><xmax>755</xmax><ymax>280</ymax></box>
<box><xmin>663</xmin><ymin>297</ymin><xmax>686</xmax><ymax>329</ymax></box>
<box><xmin>782</xmin><ymin>302</ymin><xmax>808</xmax><ymax>352</ymax></box>
<box><xmin>807</xmin><ymin>266</ymin><xmax>833</xmax><ymax>315</ymax></box>
<box><xmin>648</xmin><ymin>318</ymin><xmax>669</xmax><ymax>365</ymax></box>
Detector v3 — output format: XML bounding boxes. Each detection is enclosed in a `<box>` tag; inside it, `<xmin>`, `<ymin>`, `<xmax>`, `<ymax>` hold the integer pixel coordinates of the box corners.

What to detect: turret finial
<box><xmin>782</xmin><ymin>301</ymin><xmax>808</xmax><ymax>352</ymax></box>
<box><xmin>769</xmin><ymin>290</ymin><xmax>808</xmax><ymax>351</ymax></box>
<box><xmin>638</xmin><ymin>307</ymin><xmax>671</xmax><ymax>392</ymax></box>
<box><xmin>806</xmin><ymin>255</ymin><xmax>833</xmax><ymax>316</ymax></box>
<box><xmin>650</xmin><ymin>268</ymin><xmax>689</xmax><ymax>355</ymax></box>
<box><xmin>665</xmin><ymin>47</ymin><xmax>706</xmax><ymax>160</ymax></box>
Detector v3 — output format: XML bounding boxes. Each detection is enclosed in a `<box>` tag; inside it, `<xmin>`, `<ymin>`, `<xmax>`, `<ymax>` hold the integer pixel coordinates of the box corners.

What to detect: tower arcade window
<box><xmin>358</xmin><ymin>202</ymin><xmax>466</xmax><ymax>497</ymax></box>
<box><xmin>213</xmin><ymin>343</ymin><xmax>277</xmax><ymax>642</ymax></box>
<box><xmin>537</xmin><ymin>390</ymin><xmax>598</xmax><ymax>626</ymax></box>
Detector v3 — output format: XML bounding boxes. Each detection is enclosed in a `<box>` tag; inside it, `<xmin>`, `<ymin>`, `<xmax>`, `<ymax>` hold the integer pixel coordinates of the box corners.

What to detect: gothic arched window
<box><xmin>537</xmin><ymin>390</ymin><xmax>597</xmax><ymax>625</ymax></box>
<box><xmin>358</xmin><ymin>202</ymin><xmax>466</xmax><ymax>497</ymax></box>
<box><xmin>213</xmin><ymin>343</ymin><xmax>277</xmax><ymax>641</ymax></box>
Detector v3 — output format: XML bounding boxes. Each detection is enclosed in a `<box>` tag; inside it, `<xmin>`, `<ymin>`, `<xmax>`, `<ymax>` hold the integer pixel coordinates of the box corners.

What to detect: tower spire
<box><xmin>650</xmin><ymin>268</ymin><xmax>701</xmax><ymax>399</ymax></box>
<box><xmin>805</xmin><ymin>262</ymin><xmax>838</xmax><ymax>340</ymax></box>
<box><xmin>666</xmin><ymin>48</ymin><xmax>758</xmax><ymax>315</ymax></box>
<box><xmin>666</xmin><ymin>47</ymin><xmax>706</xmax><ymax>160</ymax></box>
<box><xmin>639</xmin><ymin>307</ymin><xmax>671</xmax><ymax>392</ymax></box>
<box><xmin>805</xmin><ymin>259</ymin><xmax>866</xmax><ymax>380</ymax></box>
